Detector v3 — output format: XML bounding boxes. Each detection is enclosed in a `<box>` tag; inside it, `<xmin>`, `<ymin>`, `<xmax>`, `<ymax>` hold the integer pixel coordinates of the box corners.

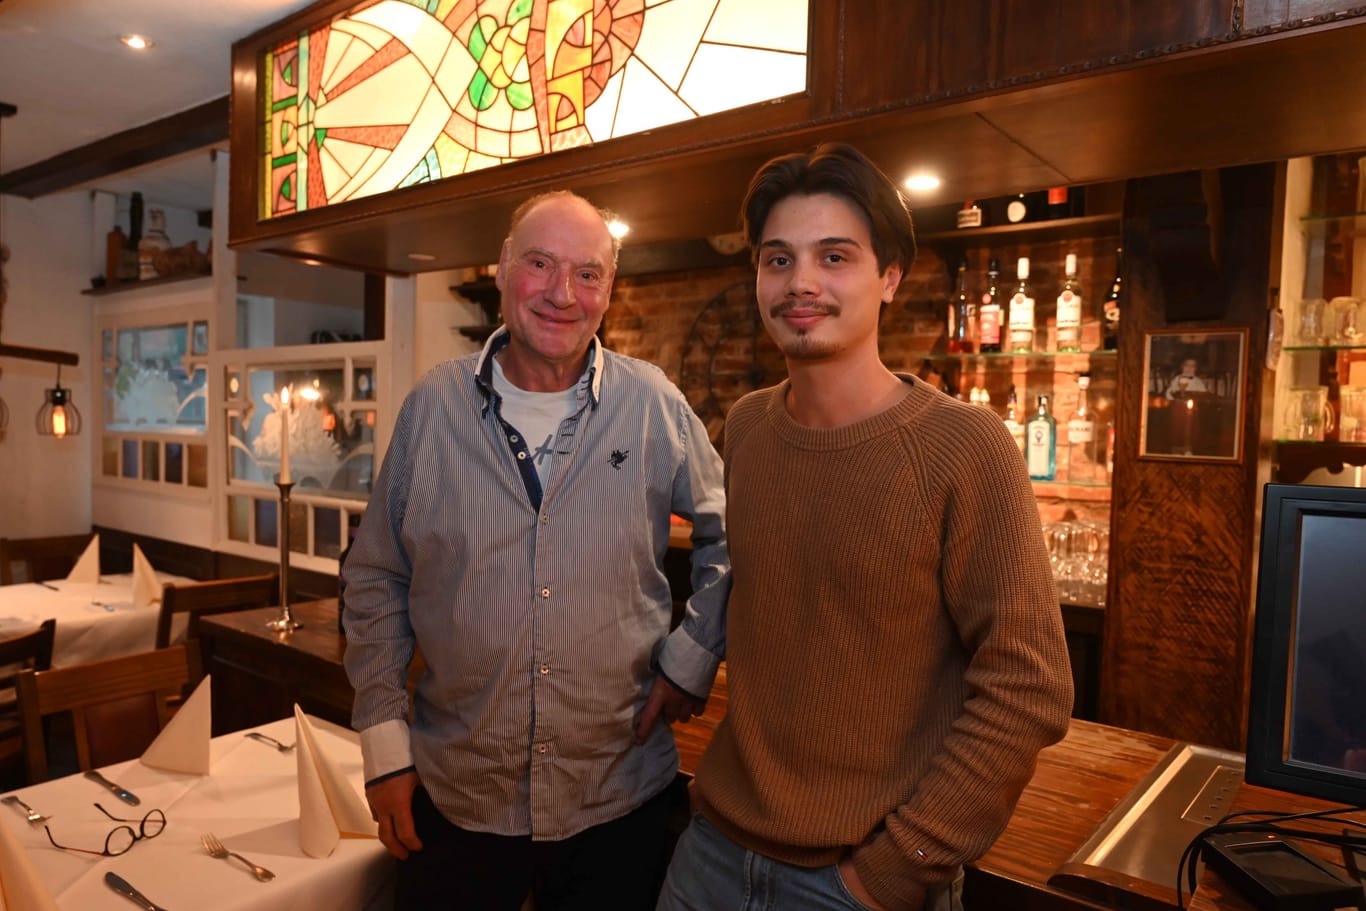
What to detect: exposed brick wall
<box><xmin>602</xmin><ymin>228</ymin><xmax>1120</xmax><ymax>536</ymax></box>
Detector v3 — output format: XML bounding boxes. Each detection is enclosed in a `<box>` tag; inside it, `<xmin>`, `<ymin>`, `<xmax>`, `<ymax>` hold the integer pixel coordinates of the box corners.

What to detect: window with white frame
<box><xmin>217</xmin><ymin>344</ymin><xmax>380</xmax><ymax>568</ymax></box>
<box><xmin>97</xmin><ymin>317</ymin><xmax>211</xmax><ymax>490</ymax></box>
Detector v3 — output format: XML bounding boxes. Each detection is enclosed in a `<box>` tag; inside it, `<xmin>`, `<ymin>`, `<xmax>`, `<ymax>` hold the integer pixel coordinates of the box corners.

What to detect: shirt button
<box><xmin>517</xmin><ymin>451</ymin><xmax>527</xmax><ymax>460</ymax></box>
<box><xmin>540</xmin><ymin>664</ymin><xmax>550</xmax><ymax>675</ymax></box>
<box><xmin>510</xmin><ymin>434</ymin><xmax>519</xmax><ymax>442</ymax></box>
<box><xmin>537</xmin><ymin>744</ymin><xmax>548</xmax><ymax>754</ymax></box>
<box><xmin>541</xmin><ymin>587</ymin><xmax>551</xmax><ymax>598</ymax></box>
<box><xmin>540</xmin><ymin>514</ymin><xmax>549</xmax><ymax>524</ymax></box>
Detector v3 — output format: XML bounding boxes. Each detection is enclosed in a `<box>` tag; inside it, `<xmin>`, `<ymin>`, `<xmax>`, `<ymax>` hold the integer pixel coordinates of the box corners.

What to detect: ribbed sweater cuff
<box><xmin>852</xmin><ymin>832</ymin><xmax>932</xmax><ymax>910</ymax></box>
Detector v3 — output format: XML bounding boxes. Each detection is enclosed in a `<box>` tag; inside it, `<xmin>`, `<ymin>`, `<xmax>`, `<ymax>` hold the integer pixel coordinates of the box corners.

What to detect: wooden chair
<box><xmin>16</xmin><ymin>644</ymin><xmax>199</xmax><ymax>783</ymax></box>
<box><xmin>0</xmin><ymin>619</ymin><xmax>56</xmax><ymax>787</ymax></box>
<box><xmin>0</xmin><ymin>533</ymin><xmax>95</xmax><ymax>585</ymax></box>
<box><xmin>155</xmin><ymin>573</ymin><xmax>278</xmax><ymax>650</ymax></box>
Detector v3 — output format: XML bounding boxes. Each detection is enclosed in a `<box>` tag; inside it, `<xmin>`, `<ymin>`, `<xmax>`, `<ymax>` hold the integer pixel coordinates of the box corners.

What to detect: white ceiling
<box><xmin>0</xmin><ymin>0</ymin><xmax>316</xmax><ymax>210</ymax></box>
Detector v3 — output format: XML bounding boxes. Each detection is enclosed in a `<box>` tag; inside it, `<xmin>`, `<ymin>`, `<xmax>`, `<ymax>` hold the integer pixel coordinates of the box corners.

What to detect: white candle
<box><xmin>279</xmin><ymin>386</ymin><xmax>291</xmax><ymax>484</ymax></box>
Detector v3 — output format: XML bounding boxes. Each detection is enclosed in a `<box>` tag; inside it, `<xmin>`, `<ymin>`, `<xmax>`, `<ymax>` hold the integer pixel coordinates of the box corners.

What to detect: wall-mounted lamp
<box><xmin>35</xmin><ymin>365</ymin><xmax>81</xmax><ymax>437</ymax></box>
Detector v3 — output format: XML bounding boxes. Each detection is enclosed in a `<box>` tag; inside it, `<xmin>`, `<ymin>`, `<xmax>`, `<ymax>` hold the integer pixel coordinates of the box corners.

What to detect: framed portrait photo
<box><xmin>1139</xmin><ymin>328</ymin><xmax>1248</xmax><ymax>463</ymax></box>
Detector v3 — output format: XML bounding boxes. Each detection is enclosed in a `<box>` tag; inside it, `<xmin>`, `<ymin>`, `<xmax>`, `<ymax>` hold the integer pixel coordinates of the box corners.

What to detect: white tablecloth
<box><xmin>0</xmin><ymin>573</ymin><xmax>194</xmax><ymax>667</ymax></box>
<box><xmin>0</xmin><ymin>717</ymin><xmax>393</xmax><ymax>911</ymax></box>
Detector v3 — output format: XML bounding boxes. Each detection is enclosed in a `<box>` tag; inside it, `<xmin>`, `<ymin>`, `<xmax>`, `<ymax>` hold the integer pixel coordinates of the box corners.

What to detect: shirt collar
<box><xmin>475</xmin><ymin>327</ymin><xmax>603</xmax><ymax>410</ymax></box>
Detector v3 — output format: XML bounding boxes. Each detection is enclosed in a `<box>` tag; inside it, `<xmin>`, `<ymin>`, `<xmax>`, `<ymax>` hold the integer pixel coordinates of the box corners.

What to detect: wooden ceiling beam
<box><xmin>0</xmin><ymin>97</ymin><xmax>227</xmax><ymax>199</ymax></box>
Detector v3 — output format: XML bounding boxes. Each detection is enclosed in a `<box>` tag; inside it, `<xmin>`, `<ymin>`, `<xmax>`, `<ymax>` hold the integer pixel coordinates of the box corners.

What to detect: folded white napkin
<box><xmin>139</xmin><ymin>675</ymin><xmax>211</xmax><ymax>774</ymax></box>
<box><xmin>131</xmin><ymin>543</ymin><xmax>161</xmax><ymax>609</ymax></box>
<box><xmin>0</xmin><ymin>810</ymin><xmax>59</xmax><ymax>911</ymax></box>
<box><xmin>64</xmin><ymin>534</ymin><xmax>100</xmax><ymax>584</ymax></box>
<box><xmin>295</xmin><ymin>704</ymin><xmax>378</xmax><ymax>857</ymax></box>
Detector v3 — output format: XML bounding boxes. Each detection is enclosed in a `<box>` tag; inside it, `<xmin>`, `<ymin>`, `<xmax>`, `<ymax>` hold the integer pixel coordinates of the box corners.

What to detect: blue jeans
<box><xmin>657</xmin><ymin>814</ymin><xmax>963</xmax><ymax>911</ymax></box>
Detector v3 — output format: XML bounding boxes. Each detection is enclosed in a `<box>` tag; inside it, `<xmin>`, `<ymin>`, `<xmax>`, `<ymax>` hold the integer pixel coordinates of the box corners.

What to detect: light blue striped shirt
<box><xmin>342</xmin><ymin>330</ymin><xmax>730</xmax><ymax>840</ymax></box>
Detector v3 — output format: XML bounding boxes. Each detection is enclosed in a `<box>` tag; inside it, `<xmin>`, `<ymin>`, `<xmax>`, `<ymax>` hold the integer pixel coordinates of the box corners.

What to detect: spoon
<box><xmin>245</xmin><ymin>732</ymin><xmax>295</xmax><ymax>752</ymax></box>
<box><xmin>2</xmin><ymin>795</ymin><xmax>50</xmax><ymax>824</ymax></box>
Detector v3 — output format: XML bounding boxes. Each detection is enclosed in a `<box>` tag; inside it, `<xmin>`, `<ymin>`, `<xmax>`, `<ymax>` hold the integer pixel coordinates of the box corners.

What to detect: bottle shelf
<box><xmin>1282</xmin><ymin>342</ymin><xmax>1366</xmax><ymax>352</ymax></box>
<box><xmin>1030</xmin><ymin>480</ymin><xmax>1112</xmax><ymax>501</ymax></box>
<box><xmin>922</xmin><ymin>214</ymin><xmax>1121</xmax><ymax>244</ymax></box>
<box><xmin>1271</xmin><ymin>441</ymin><xmax>1366</xmax><ymax>484</ymax></box>
<box><xmin>938</xmin><ymin>349</ymin><xmax>1117</xmax><ymax>365</ymax></box>
<box><xmin>1299</xmin><ymin>211</ymin><xmax>1366</xmax><ymax>238</ymax></box>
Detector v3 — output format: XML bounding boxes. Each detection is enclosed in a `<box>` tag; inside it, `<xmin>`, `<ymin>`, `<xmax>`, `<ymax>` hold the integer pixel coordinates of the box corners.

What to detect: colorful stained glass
<box><xmin>260</xmin><ymin>0</ymin><xmax>808</xmax><ymax>218</ymax></box>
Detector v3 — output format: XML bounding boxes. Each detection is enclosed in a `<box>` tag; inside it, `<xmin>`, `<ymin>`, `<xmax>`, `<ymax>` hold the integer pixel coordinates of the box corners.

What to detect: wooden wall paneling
<box><xmin>1100</xmin><ymin>165</ymin><xmax>1273</xmax><ymax>750</ymax></box>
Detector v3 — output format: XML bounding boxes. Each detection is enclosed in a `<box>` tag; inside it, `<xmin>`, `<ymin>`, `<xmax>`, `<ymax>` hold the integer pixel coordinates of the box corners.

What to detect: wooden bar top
<box><xmin>199</xmin><ymin>606</ymin><xmax>1358</xmax><ymax>910</ymax></box>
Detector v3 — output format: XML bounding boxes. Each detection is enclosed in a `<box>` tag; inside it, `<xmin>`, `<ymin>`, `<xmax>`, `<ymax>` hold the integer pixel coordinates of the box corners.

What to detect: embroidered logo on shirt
<box><xmin>609</xmin><ymin>449</ymin><xmax>630</xmax><ymax>470</ymax></box>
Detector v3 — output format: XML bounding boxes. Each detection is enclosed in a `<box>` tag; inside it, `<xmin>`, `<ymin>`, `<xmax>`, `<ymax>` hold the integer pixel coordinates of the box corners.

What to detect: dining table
<box><xmin>0</xmin><ymin>572</ymin><xmax>195</xmax><ymax>668</ymax></box>
<box><xmin>0</xmin><ymin>715</ymin><xmax>393</xmax><ymax>910</ymax></box>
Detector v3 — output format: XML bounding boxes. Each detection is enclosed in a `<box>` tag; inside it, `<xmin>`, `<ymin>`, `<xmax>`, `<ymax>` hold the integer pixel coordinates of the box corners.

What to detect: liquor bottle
<box><xmin>1004</xmin><ymin>385</ymin><xmax>1026</xmax><ymax>454</ymax></box>
<box><xmin>1102</xmin><ymin>247</ymin><xmax>1124</xmax><ymax>350</ymax></box>
<box><xmin>979</xmin><ymin>259</ymin><xmax>1003</xmax><ymax>353</ymax></box>
<box><xmin>956</xmin><ymin>200</ymin><xmax>983</xmax><ymax>229</ymax></box>
<box><xmin>1056</xmin><ymin>253</ymin><xmax>1083</xmax><ymax>352</ymax></box>
<box><xmin>1007</xmin><ymin>257</ymin><xmax>1036</xmax><ymax>353</ymax></box>
<box><xmin>947</xmin><ymin>258</ymin><xmax>976</xmax><ymax>353</ymax></box>
<box><xmin>1026</xmin><ymin>395</ymin><xmax>1057</xmax><ymax>481</ymax></box>
<box><xmin>1066</xmin><ymin>374</ymin><xmax>1097</xmax><ymax>483</ymax></box>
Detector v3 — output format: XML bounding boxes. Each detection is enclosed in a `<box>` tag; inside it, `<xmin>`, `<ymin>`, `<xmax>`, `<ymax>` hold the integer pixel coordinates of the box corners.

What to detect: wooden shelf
<box><xmin>922</xmin><ymin>214</ymin><xmax>1121</xmax><ymax>244</ymax></box>
<box><xmin>82</xmin><ymin>271</ymin><xmax>213</xmax><ymax>296</ymax></box>
<box><xmin>1031</xmin><ymin>480</ymin><xmax>1112</xmax><ymax>501</ymax></box>
<box><xmin>1272</xmin><ymin>440</ymin><xmax>1366</xmax><ymax>484</ymax></box>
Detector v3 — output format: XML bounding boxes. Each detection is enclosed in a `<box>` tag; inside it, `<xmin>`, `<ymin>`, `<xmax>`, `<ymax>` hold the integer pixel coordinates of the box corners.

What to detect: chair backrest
<box><xmin>16</xmin><ymin>644</ymin><xmax>199</xmax><ymax>783</ymax></box>
<box><xmin>0</xmin><ymin>534</ymin><xmax>94</xmax><ymax>585</ymax></box>
<box><xmin>155</xmin><ymin>573</ymin><xmax>278</xmax><ymax>649</ymax></box>
<box><xmin>0</xmin><ymin>619</ymin><xmax>56</xmax><ymax>683</ymax></box>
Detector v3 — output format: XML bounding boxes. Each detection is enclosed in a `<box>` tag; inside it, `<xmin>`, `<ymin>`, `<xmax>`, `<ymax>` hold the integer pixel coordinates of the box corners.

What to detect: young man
<box><xmin>343</xmin><ymin>191</ymin><xmax>730</xmax><ymax>910</ymax></box>
<box><xmin>657</xmin><ymin>144</ymin><xmax>1073</xmax><ymax>911</ymax></box>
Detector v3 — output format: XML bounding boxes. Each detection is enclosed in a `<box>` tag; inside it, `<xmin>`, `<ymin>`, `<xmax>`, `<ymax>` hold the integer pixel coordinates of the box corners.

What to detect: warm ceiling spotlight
<box><xmin>607</xmin><ymin>220</ymin><xmax>630</xmax><ymax>240</ymax></box>
<box><xmin>119</xmin><ymin>34</ymin><xmax>154</xmax><ymax>50</ymax></box>
<box><xmin>904</xmin><ymin>173</ymin><xmax>942</xmax><ymax>193</ymax></box>
<box><xmin>407</xmin><ymin>252</ymin><xmax>436</xmax><ymax>262</ymax></box>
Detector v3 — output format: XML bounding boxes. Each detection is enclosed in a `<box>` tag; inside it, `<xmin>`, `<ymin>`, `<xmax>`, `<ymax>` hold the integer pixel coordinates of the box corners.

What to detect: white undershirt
<box><xmin>491</xmin><ymin>356</ymin><xmax>579</xmax><ymax>489</ymax></box>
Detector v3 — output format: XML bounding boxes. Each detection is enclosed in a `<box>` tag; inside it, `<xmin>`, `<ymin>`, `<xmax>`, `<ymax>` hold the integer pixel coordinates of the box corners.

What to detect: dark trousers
<box><xmin>395</xmin><ymin>782</ymin><xmax>680</xmax><ymax>911</ymax></box>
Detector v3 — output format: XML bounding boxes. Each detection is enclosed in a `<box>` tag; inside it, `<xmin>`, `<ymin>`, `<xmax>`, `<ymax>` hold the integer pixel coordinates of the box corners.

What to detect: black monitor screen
<box><xmin>1247</xmin><ymin>484</ymin><xmax>1366</xmax><ymax>806</ymax></box>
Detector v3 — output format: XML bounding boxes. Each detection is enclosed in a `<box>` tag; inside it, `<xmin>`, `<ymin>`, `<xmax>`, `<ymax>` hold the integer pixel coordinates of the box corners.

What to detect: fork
<box><xmin>245</xmin><ymin>731</ymin><xmax>295</xmax><ymax>752</ymax></box>
<box><xmin>1</xmin><ymin>795</ymin><xmax>50</xmax><ymax>824</ymax></box>
<box><xmin>202</xmin><ymin>832</ymin><xmax>275</xmax><ymax>881</ymax></box>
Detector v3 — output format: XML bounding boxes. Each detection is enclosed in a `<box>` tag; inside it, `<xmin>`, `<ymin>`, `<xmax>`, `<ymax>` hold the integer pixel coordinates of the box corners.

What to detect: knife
<box><xmin>85</xmin><ymin>769</ymin><xmax>141</xmax><ymax>805</ymax></box>
<box><xmin>104</xmin><ymin>872</ymin><xmax>170</xmax><ymax>911</ymax></box>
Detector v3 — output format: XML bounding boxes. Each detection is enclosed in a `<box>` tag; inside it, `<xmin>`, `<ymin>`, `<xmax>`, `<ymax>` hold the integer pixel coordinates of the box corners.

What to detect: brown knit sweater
<box><xmin>695</xmin><ymin>376</ymin><xmax>1073</xmax><ymax>910</ymax></box>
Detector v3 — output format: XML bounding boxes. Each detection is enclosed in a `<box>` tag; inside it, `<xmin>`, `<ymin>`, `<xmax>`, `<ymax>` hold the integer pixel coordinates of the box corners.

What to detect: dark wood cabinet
<box><xmin>199</xmin><ymin>599</ymin><xmax>356</xmax><ymax>734</ymax></box>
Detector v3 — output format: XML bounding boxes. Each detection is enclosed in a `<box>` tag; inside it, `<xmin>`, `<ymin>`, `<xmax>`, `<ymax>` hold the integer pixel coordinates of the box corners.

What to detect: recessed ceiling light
<box><xmin>904</xmin><ymin>173</ymin><xmax>941</xmax><ymax>193</ymax></box>
<box><xmin>607</xmin><ymin>220</ymin><xmax>630</xmax><ymax>239</ymax></box>
<box><xmin>407</xmin><ymin>252</ymin><xmax>436</xmax><ymax>262</ymax></box>
<box><xmin>119</xmin><ymin>34</ymin><xmax>154</xmax><ymax>50</ymax></box>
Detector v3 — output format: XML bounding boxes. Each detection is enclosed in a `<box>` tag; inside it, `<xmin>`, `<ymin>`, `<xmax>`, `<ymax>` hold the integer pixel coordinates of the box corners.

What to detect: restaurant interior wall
<box><xmin>0</xmin><ymin>191</ymin><xmax>92</xmax><ymax>539</ymax></box>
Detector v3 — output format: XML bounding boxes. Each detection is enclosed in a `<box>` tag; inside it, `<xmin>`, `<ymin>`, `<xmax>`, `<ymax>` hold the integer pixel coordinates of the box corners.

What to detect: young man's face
<box><xmin>496</xmin><ymin>196</ymin><xmax>615</xmax><ymax>376</ymax></box>
<box><xmin>754</xmin><ymin>192</ymin><xmax>902</xmax><ymax>363</ymax></box>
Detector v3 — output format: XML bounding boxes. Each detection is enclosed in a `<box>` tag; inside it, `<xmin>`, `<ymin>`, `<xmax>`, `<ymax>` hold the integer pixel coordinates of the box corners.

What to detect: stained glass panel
<box><xmin>260</xmin><ymin>0</ymin><xmax>808</xmax><ymax>218</ymax></box>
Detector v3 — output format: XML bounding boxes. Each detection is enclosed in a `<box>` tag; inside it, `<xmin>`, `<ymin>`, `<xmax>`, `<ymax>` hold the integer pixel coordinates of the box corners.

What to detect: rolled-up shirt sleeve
<box><xmin>657</xmin><ymin>397</ymin><xmax>730</xmax><ymax>699</ymax></box>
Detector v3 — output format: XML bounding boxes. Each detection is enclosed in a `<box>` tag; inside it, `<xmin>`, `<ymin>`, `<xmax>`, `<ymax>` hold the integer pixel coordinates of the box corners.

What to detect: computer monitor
<box><xmin>1246</xmin><ymin>483</ymin><xmax>1366</xmax><ymax>807</ymax></box>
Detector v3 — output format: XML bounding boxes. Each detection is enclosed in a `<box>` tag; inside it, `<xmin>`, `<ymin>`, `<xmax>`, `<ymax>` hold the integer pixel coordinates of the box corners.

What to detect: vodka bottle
<box><xmin>1066</xmin><ymin>374</ymin><xmax>1097</xmax><ymax>483</ymax></box>
<box><xmin>1026</xmin><ymin>394</ymin><xmax>1057</xmax><ymax>481</ymax></box>
<box><xmin>1056</xmin><ymin>253</ymin><xmax>1083</xmax><ymax>352</ymax></box>
<box><xmin>1008</xmin><ymin>257</ymin><xmax>1036</xmax><ymax>353</ymax></box>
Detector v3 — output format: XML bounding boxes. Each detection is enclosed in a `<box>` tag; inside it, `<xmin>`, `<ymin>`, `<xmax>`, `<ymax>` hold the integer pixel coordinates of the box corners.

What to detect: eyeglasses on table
<box><xmin>43</xmin><ymin>802</ymin><xmax>166</xmax><ymax>857</ymax></box>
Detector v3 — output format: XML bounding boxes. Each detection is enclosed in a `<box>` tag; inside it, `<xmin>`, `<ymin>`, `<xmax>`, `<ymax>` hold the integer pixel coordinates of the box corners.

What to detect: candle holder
<box><xmin>266</xmin><ymin>479</ymin><xmax>303</xmax><ymax>632</ymax></box>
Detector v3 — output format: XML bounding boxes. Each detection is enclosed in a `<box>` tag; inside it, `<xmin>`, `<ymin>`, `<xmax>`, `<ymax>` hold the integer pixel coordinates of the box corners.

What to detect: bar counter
<box><xmin>198</xmin><ymin>600</ymin><xmax>1361</xmax><ymax>910</ymax></box>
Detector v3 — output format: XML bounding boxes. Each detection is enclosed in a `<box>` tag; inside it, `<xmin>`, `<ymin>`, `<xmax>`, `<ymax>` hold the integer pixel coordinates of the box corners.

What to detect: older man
<box><xmin>344</xmin><ymin>191</ymin><xmax>730</xmax><ymax>910</ymax></box>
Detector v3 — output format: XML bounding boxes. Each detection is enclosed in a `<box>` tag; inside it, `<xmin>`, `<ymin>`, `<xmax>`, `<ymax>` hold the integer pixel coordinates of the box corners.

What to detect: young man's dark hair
<box><xmin>740</xmin><ymin>141</ymin><xmax>917</xmax><ymax>274</ymax></box>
